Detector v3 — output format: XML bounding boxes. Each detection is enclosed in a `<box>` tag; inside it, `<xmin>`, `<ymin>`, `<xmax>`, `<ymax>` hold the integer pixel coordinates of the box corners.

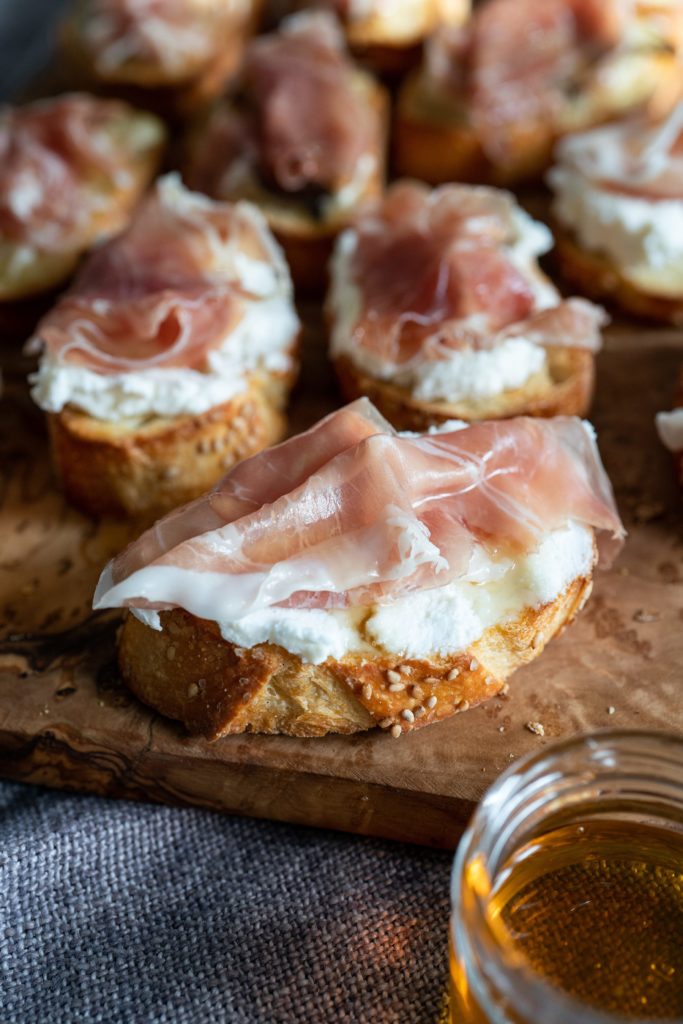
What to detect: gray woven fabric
<box><xmin>0</xmin><ymin>782</ymin><xmax>452</xmax><ymax>1023</ymax></box>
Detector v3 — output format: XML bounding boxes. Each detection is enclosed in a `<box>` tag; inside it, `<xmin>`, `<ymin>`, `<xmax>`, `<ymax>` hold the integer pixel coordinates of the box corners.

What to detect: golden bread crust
<box><xmin>554</xmin><ymin>225</ymin><xmax>683</xmax><ymax>326</ymax></box>
<box><xmin>48</xmin><ymin>368</ymin><xmax>295</xmax><ymax>519</ymax></box>
<box><xmin>333</xmin><ymin>347</ymin><xmax>595</xmax><ymax>429</ymax></box>
<box><xmin>118</xmin><ymin>573</ymin><xmax>593</xmax><ymax>738</ymax></box>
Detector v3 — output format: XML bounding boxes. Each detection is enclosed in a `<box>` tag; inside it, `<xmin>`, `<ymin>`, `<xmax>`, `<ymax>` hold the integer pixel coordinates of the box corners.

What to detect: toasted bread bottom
<box><xmin>48</xmin><ymin>369</ymin><xmax>294</xmax><ymax>520</ymax></box>
<box><xmin>333</xmin><ymin>347</ymin><xmax>595</xmax><ymax>430</ymax></box>
<box><xmin>118</xmin><ymin>572</ymin><xmax>592</xmax><ymax>738</ymax></box>
<box><xmin>554</xmin><ymin>226</ymin><xmax>683</xmax><ymax>326</ymax></box>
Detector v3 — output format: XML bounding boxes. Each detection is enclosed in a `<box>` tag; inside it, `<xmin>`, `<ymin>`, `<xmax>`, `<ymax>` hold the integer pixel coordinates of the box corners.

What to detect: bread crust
<box><xmin>554</xmin><ymin>225</ymin><xmax>683</xmax><ymax>327</ymax></box>
<box><xmin>333</xmin><ymin>347</ymin><xmax>595</xmax><ymax>429</ymax></box>
<box><xmin>48</xmin><ymin>366</ymin><xmax>296</xmax><ymax>520</ymax></box>
<box><xmin>61</xmin><ymin>2</ymin><xmax>263</xmax><ymax>118</ymax></box>
<box><xmin>118</xmin><ymin>572</ymin><xmax>593</xmax><ymax>738</ymax></box>
<box><xmin>184</xmin><ymin>73</ymin><xmax>389</xmax><ymax>293</ymax></box>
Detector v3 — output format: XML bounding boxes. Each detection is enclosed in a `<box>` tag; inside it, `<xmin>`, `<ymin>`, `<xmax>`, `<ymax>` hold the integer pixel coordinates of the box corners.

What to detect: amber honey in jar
<box><xmin>449</xmin><ymin>731</ymin><xmax>683</xmax><ymax>1024</ymax></box>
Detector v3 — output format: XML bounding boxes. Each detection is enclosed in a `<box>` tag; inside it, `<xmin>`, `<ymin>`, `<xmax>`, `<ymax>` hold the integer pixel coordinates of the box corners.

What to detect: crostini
<box><xmin>184</xmin><ymin>11</ymin><xmax>388</xmax><ymax>292</ymax></box>
<box><xmin>327</xmin><ymin>181</ymin><xmax>605</xmax><ymax>430</ymax></box>
<box><xmin>394</xmin><ymin>0</ymin><xmax>683</xmax><ymax>186</ymax></box>
<box><xmin>263</xmin><ymin>0</ymin><xmax>470</xmax><ymax>76</ymax></box>
<box><xmin>62</xmin><ymin>0</ymin><xmax>263</xmax><ymax>117</ymax></box>
<box><xmin>0</xmin><ymin>93</ymin><xmax>165</xmax><ymax>336</ymax></box>
<box><xmin>94</xmin><ymin>398</ymin><xmax>624</xmax><ymax>739</ymax></box>
<box><xmin>28</xmin><ymin>175</ymin><xmax>300</xmax><ymax>519</ymax></box>
<box><xmin>550</xmin><ymin>103</ymin><xmax>683</xmax><ymax>324</ymax></box>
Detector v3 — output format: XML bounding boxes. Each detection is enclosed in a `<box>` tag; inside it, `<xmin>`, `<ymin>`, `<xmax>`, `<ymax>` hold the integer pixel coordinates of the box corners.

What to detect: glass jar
<box><xmin>449</xmin><ymin>730</ymin><xmax>683</xmax><ymax>1024</ymax></box>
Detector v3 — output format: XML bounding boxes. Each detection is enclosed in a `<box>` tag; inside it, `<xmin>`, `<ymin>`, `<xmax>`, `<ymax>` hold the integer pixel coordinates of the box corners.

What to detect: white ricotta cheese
<box><xmin>125</xmin><ymin>521</ymin><xmax>595</xmax><ymax>665</ymax></box>
<box><xmin>549</xmin><ymin>165</ymin><xmax>683</xmax><ymax>287</ymax></box>
<box><xmin>656</xmin><ymin>408</ymin><xmax>683</xmax><ymax>452</ymax></box>
<box><xmin>30</xmin><ymin>292</ymin><xmax>299</xmax><ymax>421</ymax></box>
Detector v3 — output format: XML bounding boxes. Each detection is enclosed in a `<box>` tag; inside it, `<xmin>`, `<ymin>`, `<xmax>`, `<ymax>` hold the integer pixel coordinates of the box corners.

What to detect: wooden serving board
<box><xmin>1</xmin><ymin>315</ymin><xmax>682</xmax><ymax>848</ymax></box>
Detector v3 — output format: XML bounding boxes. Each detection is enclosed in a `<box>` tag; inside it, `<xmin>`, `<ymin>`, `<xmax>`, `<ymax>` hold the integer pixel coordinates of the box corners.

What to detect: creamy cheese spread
<box><xmin>125</xmin><ymin>520</ymin><xmax>595</xmax><ymax>665</ymax></box>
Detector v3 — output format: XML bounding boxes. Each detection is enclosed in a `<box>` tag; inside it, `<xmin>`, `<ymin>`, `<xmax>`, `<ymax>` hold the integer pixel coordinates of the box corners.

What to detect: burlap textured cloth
<box><xmin>0</xmin><ymin>782</ymin><xmax>452</xmax><ymax>1023</ymax></box>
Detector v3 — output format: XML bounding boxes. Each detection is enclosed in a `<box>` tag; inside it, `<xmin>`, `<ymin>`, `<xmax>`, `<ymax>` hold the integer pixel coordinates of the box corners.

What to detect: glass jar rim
<box><xmin>450</xmin><ymin>729</ymin><xmax>683</xmax><ymax>1024</ymax></box>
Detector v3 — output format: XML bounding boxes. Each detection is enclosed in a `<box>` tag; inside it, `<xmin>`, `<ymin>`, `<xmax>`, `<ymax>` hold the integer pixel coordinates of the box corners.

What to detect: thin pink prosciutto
<box><xmin>94</xmin><ymin>398</ymin><xmax>624</xmax><ymax>622</ymax></box>
<box><xmin>29</xmin><ymin>175</ymin><xmax>287</xmax><ymax>375</ymax></box>
<box><xmin>428</xmin><ymin>0</ymin><xmax>626</xmax><ymax>162</ymax></box>
<box><xmin>340</xmin><ymin>182</ymin><xmax>605</xmax><ymax>371</ymax></box>
<box><xmin>553</xmin><ymin>102</ymin><xmax>683</xmax><ymax>201</ymax></box>
<box><xmin>0</xmin><ymin>94</ymin><xmax>138</xmax><ymax>253</ymax></box>
<box><xmin>81</xmin><ymin>0</ymin><xmax>229</xmax><ymax>77</ymax></box>
<box><xmin>200</xmin><ymin>11</ymin><xmax>373</xmax><ymax>197</ymax></box>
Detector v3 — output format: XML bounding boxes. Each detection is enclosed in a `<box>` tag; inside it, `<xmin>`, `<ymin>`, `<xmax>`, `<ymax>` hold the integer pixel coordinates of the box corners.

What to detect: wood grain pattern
<box><xmin>1</xmin><ymin>312</ymin><xmax>682</xmax><ymax>848</ymax></box>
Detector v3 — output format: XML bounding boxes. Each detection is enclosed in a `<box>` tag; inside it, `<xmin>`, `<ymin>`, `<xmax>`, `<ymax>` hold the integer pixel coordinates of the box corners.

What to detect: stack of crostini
<box><xmin>5</xmin><ymin>0</ymin><xmax>683</xmax><ymax>739</ymax></box>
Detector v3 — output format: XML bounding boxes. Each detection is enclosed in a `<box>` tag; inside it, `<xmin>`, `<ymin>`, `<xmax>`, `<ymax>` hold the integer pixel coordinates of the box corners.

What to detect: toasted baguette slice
<box><xmin>554</xmin><ymin>225</ymin><xmax>683</xmax><ymax>327</ymax></box>
<box><xmin>0</xmin><ymin>108</ymin><xmax>166</xmax><ymax>309</ymax></box>
<box><xmin>333</xmin><ymin>348</ymin><xmax>595</xmax><ymax>430</ymax></box>
<box><xmin>48</xmin><ymin>367</ymin><xmax>295</xmax><ymax>520</ymax></box>
<box><xmin>61</xmin><ymin>1</ymin><xmax>262</xmax><ymax>118</ymax></box>
<box><xmin>118</xmin><ymin>571</ymin><xmax>592</xmax><ymax>738</ymax></box>
<box><xmin>184</xmin><ymin>73</ymin><xmax>389</xmax><ymax>293</ymax></box>
<box><xmin>393</xmin><ymin>73</ymin><xmax>552</xmax><ymax>186</ymax></box>
<box><xmin>394</xmin><ymin>46</ymin><xmax>683</xmax><ymax>185</ymax></box>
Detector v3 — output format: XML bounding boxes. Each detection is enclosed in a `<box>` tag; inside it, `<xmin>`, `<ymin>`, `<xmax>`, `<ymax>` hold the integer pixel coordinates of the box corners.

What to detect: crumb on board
<box><xmin>633</xmin><ymin>608</ymin><xmax>660</xmax><ymax>623</ymax></box>
<box><xmin>607</xmin><ymin>706</ymin><xmax>616</xmax><ymax>715</ymax></box>
<box><xmin>526</xmin><ymin>721</ymin><xmax>545</xmax><ymax>737</ymax></box>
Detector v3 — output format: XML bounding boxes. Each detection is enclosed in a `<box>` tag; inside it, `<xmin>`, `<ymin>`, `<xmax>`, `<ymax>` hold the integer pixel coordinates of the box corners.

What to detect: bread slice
<box><xmin>393</xmin><ymin>46</ymin><xmax>683</xmax><ymax>185</ymax></box>
<box><xmin>48</xmin><ymin>366</ymin><xmax>296</xmax><ymax>520</ymax></box>
<box><xmin>184</xmin><ymin>73</ymin><xmax>389</xmax><ymax>293</ymax></box>
<box><xmin>118</xmin><ymin>571</ymin><xmax>593</xmax><ymax>738</ymax></box>
<box><xmin>0</xmin><ymin>107</ymin><xmax>166</xmax><ymax>308</ymax></box>
<box><xmin>393</xmin><ymin>72</ymin><xmax>552</xmax><ymax>186</ymax></box>
<box><xmin>61</xmin><ymin>1</ymin><xmax>262</xmax><ymax>119</ymax></box>
<box><xmin>554</xmin><ymin>224</ymin><xmax>683</xmax><ymax>327</ymax></box>
<box><xmin>333</xmin><ymin>347</ymin><xmax>595</xmax><ymax>430</ymax></box>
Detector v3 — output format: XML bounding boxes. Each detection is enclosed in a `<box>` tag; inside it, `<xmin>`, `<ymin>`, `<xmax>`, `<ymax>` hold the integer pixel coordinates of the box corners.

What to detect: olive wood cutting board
<box><xmin>1</xmin><ymin>315</ymin><xmax>682</xmax><ymax>849</ymax></box>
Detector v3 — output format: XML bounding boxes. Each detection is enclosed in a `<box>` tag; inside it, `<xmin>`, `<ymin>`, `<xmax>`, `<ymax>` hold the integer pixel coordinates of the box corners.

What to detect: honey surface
<box><xmin>491</xmin><ymin>821</ymin><xmax>683</xmax><ymax>1019</ymax></box>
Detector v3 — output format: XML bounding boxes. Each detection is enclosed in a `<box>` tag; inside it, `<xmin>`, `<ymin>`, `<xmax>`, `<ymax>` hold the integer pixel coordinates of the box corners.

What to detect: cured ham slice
<box><xmin>29</xmin><ymin>175</ymin><xmax>290</xmax><ymax>375</ymax></box>
<box><xmin>241</xmin><ymin>12</ymin><xmax>375</xmax><ymax>192</ymax></box>
<box><xmin>0</xmin><ymin>94</ymin><xmax>141</xmax><ymax>252</ymax></box>
<box><xmin>81</xmin><ymin>0</ymin><xmax>233</xmax><ymax>77</ymax></box>
<box><xmin>339</xmin><ymin>182</ymin><xmax>604</xmax><ymax>370</ymax></box>
<box><xmin>554</xmin><ymin>102</ymin><xmax>683</xmax><ymax>201</ymax></box>
<box><xmin>428</xmin><ymin>0</ymin><xmax>627</xmax><ymax>161</ymax></box>
<box><xmin>95</xmin><ymin>399</ymin><xmax>624</xmax><ymax>622</ymax></box>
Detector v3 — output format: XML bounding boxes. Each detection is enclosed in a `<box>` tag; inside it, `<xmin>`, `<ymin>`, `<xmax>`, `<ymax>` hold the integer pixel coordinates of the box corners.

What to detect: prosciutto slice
<box><xmin>30</xmin><ymin>175</ymin><xmax>289</xmax><ymax>375</ymax></box>
<box><xmin>554</xmin><ymin>102</ymin><xmax>683</xmax><ymax>201</ymax></box>
<box><xmin>339</xmin><ymin>182</ymin><xmax>605</xmax><ymax>370</ymax></box>
<box><xmin>242</xmin><ymin>12</ymin><xmax>374</xmax><ymax>192</ymax></box>
<box><xmin>0</xmin><ymin>93</ymin><xmax>140</xmax><ymax>252</ymax></box>
<box><xmin>94</xmin><ymin>398</ymin><xmax>625</xmax><ymax>622</ymax></box>
<box><xmin>81</xmin><ymin>0</ymin><xmax>234</xmax><ymax>77</ymax></box>
<box><xmin>428</xmin><ymin>0</ymin><xmax>627</xmax><ymax>161</ymax></box>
